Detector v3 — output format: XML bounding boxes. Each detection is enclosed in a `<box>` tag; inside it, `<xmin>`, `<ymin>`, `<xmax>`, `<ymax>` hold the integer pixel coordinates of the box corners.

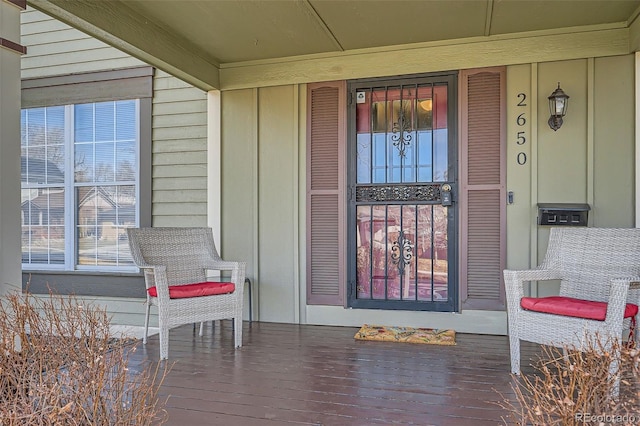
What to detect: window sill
<box><xmin>23</xmin><ymin>270</ymin><xmax>145</xmax><ymax>298</ymax></box>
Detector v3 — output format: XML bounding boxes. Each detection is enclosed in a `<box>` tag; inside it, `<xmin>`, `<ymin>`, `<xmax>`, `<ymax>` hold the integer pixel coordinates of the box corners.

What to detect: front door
<box><xmin>347</xmin><ymin>73</ymin><xmax>458</xmax><ymax>312</ymax></box>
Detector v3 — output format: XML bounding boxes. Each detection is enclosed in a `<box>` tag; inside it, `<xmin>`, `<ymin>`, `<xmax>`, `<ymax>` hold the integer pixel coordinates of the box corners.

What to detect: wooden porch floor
<box><xmin>128</xmin><ymin>321</ymin><xmax>539</xmax><ymax>426</ymax></box>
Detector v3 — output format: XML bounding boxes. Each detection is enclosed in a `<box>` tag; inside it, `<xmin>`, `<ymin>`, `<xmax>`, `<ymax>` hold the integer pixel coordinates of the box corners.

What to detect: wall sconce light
<box><xmin>548</xmin><ymin>83</ymin><xmax>569</xmax><ymax>131</ymax></box>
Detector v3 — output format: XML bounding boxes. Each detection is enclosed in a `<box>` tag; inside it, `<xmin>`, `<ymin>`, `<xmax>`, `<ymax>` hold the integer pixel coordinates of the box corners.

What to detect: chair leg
<box><xmin>143</xmin><ymin>301</ymin><xmax>151</xmax><ymax>345</ymax></box>
<box><xmin>159</xmin><ymin>326</ymin><xmax>169</xmax><ymax>360</ymax></box>
<box><xmin>509</xmin><ymin>333</ymin><xmax>521</xmax><ymax>375</ymax></box>
<box><xmin>245</xmin><ymin>277</ymin><xmax>252</xmax><ymax>323</ymax></box>
<box><xmin>234</xmin><ymin>316</ymin><xmax>242</xmax><ymax>348</ymax></box>
<box><xmin>199</xmin><ymin>321</ymin><xmax>204</xmax><ymax>336</ymax></box>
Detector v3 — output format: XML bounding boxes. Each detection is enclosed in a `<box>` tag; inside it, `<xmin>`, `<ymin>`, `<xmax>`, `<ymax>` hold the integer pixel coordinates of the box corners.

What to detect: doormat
<box><xmin>354</xmin><ymin>324</ymin><xmax>456</xmax><ymax>345</ymax></box>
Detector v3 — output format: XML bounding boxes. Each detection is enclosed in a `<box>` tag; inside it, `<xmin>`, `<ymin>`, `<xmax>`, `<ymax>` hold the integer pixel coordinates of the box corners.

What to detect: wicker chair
<box><xmin>504</xmin><ymin>227</ymin><xmax>640</xmax><ymax>383</ymax></box>
<box><xmin>127</xmin><ymin>227</ymin><xmax>246</xmax><ymax>360</ymax></box>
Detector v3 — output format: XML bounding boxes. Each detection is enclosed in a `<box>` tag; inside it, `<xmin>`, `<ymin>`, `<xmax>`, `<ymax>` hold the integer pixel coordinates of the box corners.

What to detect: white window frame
<box><xmin>20</xmin><ymin>67</ymin><xmax>153</xmax><ymax>296</ymax></box>
<box><xmin>21</xmin><ymin>101</ymin><xmax>141</xmax><ymax>273</ymax></box>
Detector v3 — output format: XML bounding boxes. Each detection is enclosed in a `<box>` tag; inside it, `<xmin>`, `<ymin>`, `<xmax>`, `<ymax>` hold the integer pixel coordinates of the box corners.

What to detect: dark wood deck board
<box><xmin>129</xmin><ymin>321</ymin><xmax>548</xmax><ymax>425</ymax></box>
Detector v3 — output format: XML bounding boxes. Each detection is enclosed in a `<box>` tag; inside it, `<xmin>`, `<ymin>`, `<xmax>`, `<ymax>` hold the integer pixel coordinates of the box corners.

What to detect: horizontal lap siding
<box><xmin>21</xmin><ymin>9</ymin><xmax>209</xmax><ymax>228</ymax></box>
<box><xmin>152</xmin><ymin>71</ymin><xmax>208</xmax><ymax>227</ymax></box>
<box><xmin>460</xmin><ymin>68</ymin><xmax>506</xmax><ymax>310</ymax></box>
<box><xmin>20</xmin><ymin>8</ymin><xmax>143</xmax><ymax>78</ymax></box>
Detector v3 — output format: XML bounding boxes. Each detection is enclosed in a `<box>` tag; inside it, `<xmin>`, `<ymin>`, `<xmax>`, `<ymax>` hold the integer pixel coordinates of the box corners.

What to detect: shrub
<box><xmin>498</xmin><ymin>335</ymin><xmax>640</xmax><ymax>425</ymax></box>
<box><xmin>0</xmin><ymin>292</ymin><xmax>168</xmax><ymax>425</ymax></box>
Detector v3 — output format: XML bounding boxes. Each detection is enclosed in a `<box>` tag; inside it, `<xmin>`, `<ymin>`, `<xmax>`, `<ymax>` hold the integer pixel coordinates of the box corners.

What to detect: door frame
<box><xmin>346</xmin><ymin>71</ymin><xmax>459</xmax><ymax>312</ymax></box>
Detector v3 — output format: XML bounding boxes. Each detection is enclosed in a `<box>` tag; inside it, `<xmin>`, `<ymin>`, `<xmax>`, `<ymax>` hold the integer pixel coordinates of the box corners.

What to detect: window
<box><xmin>19</xmin><ymin>67</ymin><xmax>152</xmax><ymax>295</ymax></box>
<box><xmin>21</xmin><ymin>100</ymin><xmax>139</xmax><ymax>271</ymax></box>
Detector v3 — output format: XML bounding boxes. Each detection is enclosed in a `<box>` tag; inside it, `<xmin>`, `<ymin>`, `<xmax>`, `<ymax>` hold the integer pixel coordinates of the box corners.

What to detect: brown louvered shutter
<box><xmin>459</xmin><ymin>68</ymin><xmax>506</xmax><ymax>310</ymax></box>
<box><xmin>306</xmin><ymin>82</ymin><xmax>346</xmax><ymax>305</ymax></box>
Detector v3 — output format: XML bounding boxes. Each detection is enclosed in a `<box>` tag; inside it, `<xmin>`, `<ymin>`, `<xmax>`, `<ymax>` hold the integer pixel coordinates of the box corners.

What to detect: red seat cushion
<box><xmin>147</xmin><ymin>281</ymin><xmax>235</xmax><ymax>299</ymax></box>
<box><xmin>521</xmin><ymin>296</ymin><xmax>638</xmax><ymax>321</ymax></box>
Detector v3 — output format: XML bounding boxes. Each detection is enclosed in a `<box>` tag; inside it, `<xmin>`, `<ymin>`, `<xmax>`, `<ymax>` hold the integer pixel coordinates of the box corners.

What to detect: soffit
<box><xmin>490</xmin><ymin>0</ymin><xmax>640</xmax><ymax>34</ymax></box>
<box><xmin>27</xmin><ymin>0</ymin><xmax>640</xmax><ymax>90</ymax></box>
<box><xmin>121</xmin><ymin>0</ymin><xmax>640</xmax><ymax>63</ymax></box>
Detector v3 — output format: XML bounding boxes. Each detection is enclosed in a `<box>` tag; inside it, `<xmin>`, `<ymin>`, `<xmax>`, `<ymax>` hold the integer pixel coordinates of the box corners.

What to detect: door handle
<box><xmin>441</xmin><ymin>184</ymin><xmax>453</xmax><ymax>206</ymax></box>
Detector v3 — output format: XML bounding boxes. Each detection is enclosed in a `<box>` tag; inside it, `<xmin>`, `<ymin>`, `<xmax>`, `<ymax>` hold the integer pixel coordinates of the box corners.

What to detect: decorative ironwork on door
<box><xmin>391</xmin><ymin>107</ymin><xmax>413</xmax><ymax>158</ymax></box>
<box><xmin>391</xmin><ymin>230</ymin><xmax>413</xmax><ymax>277</ymax></box>
<box><xmin>348</xmin><ymin>74</ymin><xmax>457</xmax><ymax>311</ymax></box>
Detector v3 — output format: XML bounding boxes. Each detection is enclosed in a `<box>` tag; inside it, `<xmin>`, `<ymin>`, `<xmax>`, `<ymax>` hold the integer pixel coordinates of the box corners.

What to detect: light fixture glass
<box><xmin>548</xmin><ymin>83</ymin><xmax>569</xmax><ymax>131</ymax></box>
<box><xmin>419</xmin><ymin>99</ymin><xmax>432</xmax><ymax>111</ymax></box>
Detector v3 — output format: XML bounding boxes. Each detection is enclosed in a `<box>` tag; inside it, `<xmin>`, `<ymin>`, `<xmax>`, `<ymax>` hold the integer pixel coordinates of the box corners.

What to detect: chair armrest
<box><xmin>504</xmin><ymin>268</ymin><xmax>563</xmax><ymax>284</ymax></box>
<box><xmin>135</xmin><ymin>263</ymin><xmax>166</xmax><ymax>276</ymax></box>
<box><xmin>206</xmin><ymin>260</ymin><xmax>246</xmax><ymax>280</ymax></box>
<box><xmin>206</xmin><ymin>260</ymin><xmax>243</xmax><ymax>271</ymax></box>
<box><xmin>605</xmin><ymin>277</ymin><xmax>640</xmax><ymax>325</ymax></box>
<box><xmin>503</xmin><ymin>269</ymin><xmax>563</xmax><ymax>315</ymax></box>
<box><xmin>137</xmin><ymin>264</ymin><xmax>171</xmax><ymax>301</ymax></box>
<box><xmin>607</xmin><ymin>277</ymin><xmax>640</xmax><ymax>289</ymax></box>
<box><xmin>206</xmin><ymin>260</ymin><xmax>247</xmax><ymax>296</ymax></box>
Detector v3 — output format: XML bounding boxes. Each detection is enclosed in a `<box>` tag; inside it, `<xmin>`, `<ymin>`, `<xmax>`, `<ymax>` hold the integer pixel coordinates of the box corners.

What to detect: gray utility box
<box><xmin>538</xmin><ymin>203</ymin><xmax>590</xmax><ymax>226</ymax></box>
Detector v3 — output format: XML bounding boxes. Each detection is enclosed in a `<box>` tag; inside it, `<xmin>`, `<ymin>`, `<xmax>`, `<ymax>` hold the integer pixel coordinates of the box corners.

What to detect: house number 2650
<box><xmin>516</xmin><ymin>93</ymin><xmax>527</xmax><ymax>165</ymax></box>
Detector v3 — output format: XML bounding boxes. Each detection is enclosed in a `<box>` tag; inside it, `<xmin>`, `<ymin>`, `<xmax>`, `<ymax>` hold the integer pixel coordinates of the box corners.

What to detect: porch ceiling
<box><xmin>28</xmin><ymin>0</ymin><xmax>640</xmax><ymax>90</ymax></box>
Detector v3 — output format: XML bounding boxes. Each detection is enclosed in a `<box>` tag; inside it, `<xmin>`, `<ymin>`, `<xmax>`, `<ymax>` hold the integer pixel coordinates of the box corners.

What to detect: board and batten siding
<box><xmin>221</xmin><ymin>85</ymin><xmax>300</xmax><ymax>323</ymax></box>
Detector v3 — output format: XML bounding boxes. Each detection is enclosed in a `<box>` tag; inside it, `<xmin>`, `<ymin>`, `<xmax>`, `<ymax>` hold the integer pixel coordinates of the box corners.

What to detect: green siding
<box><xmin>152</xmin><ymin>70</ymin><xmax>208</xmax><ymax>227</ymax></box>
<box><xmin>258</xmin><ymin>85</ymin><xmax>298</xmax><ymax>323</ymax></box>
<box><xmin>20</xmin><ymin>7</ymin><xmax>639</xmax><ymax>333</ymax></box>
<box><xmin>593</xmin><ymin>55</ymin><xmax>635</xmax><ymax>227</ymax></box>
<box><xmin>221</xmin><ymin>57</ymin><xmax>636</xmax><ymax>328</ymax></box>
<box><xmin>21</xmin><ymin>8</ymin><xmax>142</xmax><ymax>77</ymax></box>
<box><xmin>221</xmin><ymin>88</ymin><xmax>258</xmax><ymax>314</ymax></box>
<box><xmin>21</xmin><ymin>9</ymin><xmax>208</xmax><ymax>229</ymax></box>
<box><xmin>19</xmin><ymin>10</ymin><xmax>209</xmax><ymax>323</ymax></box>
<box><xmin>503</xmin><ymin>56</ymin><xmax>636</xmax><ymax>300</ymax></box>
<box><xmin>537</xmin><ymin>60</ymin><xmax>589</xmax><ymax>203</ymax></box>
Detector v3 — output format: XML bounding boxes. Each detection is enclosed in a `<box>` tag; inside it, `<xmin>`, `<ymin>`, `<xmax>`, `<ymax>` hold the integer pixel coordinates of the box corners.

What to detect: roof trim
<box><xmin>29</xmin><ymin>0</ymin><xmax>220</xmax><ymax>91</ymax></box>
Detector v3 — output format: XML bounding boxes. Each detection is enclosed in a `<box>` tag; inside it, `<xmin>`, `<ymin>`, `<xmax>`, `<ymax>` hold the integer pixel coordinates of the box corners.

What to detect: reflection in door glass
<box><xmin>352</xmin><ymin>77</ymin><xmax>453</xmax><ymax>311</ymax></box>
<box><xmin>356</xmin><ymin>204</ymin><xmax>448</xmax><ymax>302</ymax></box>
<box><xmin>356</xmin><ymin>85</ymin><xmax>448</xmax><ymax>184</ymax></box>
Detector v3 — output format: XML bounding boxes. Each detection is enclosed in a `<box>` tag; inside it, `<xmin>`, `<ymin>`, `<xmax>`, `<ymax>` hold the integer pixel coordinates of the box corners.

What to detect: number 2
<box><xmin>517</xmin><ymin>93</ymin><xmax>527</xmax><ymax>106</ymax></box>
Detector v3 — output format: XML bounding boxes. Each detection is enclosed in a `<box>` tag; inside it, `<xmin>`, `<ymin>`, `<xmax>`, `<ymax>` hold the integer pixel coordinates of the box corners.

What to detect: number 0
<box><xmin>517</xmin><ymin>152</ymin><xmax>527</xmax><ymax>165</ymax></box>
